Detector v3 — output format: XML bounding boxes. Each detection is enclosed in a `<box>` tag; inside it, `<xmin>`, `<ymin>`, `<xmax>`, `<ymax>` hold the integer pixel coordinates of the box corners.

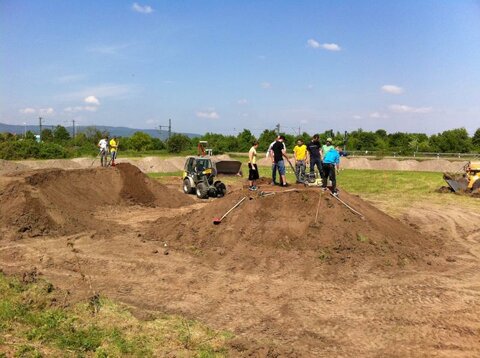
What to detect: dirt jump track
<box><xmin>1</xmin><ymin>163</ymin><xmax>480</xmax><ymax>356</ymax></box>
<box><xmin>1</xmin><ymin>156</ymin><xmax>469</xmax><ymax>175</ymax></box>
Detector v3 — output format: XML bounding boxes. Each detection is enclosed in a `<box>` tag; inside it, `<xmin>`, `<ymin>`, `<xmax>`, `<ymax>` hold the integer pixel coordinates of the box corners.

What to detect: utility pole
<box><xmin>72</xmin><ymin>120</ymin><xmax>76</xmax><ymax>139</ymax></box>
<box><xmin>344</xmin><ymin>131</ymin><xmax>348</xmax><ymax>151</ymax></box>
<box><xmin>159</xmin><ymin>118</ymin><xmax>172</xmax><ymax>140</ymax></box>
<box><xmin>23</xmin><ymin>122</ymin><xmax>26</xmax><ymax>138</ymax></box>
<box><xmin>39</xmin><ymin>117</ymin><xmax>43</xmax><ymax>142</ymax></box>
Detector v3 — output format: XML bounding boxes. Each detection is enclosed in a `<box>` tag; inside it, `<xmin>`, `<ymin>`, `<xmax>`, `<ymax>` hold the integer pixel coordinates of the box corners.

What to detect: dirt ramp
<box><xmin>0</xmin><ymin>163</ymin><xmax>193</xmax><ymax>237</ymax></box>
<box><xmin>147</xmin><ymin>188</ymin><xmax>439</xmax><ymax>270</ymax></box>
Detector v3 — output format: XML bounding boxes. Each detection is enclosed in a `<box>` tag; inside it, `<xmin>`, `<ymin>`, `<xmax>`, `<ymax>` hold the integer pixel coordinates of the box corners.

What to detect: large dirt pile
<box><xmin>147</xmin><ymin>188</ymin><xmax>439</xmax><ymax>270</ymax></box>
<box><xmin>0</xmin><ymin>159</ymin><xmax>28</xmax><ymax>175</ymax></box>
<box><xmin>0</xmin><ymin>163</ymin><xmax>193</xmax><ymax>237</ymax></box>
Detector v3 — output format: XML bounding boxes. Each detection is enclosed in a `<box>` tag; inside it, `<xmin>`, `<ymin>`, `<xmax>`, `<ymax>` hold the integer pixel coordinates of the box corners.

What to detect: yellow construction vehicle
<box><xmin>443</xmin><ymin>161</ymin><xmax>480</xmax><ymax>194</ymax></box>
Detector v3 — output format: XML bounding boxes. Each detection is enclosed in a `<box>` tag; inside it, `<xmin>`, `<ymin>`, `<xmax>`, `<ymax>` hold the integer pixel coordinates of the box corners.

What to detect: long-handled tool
<box><xmin>330</xmin><ymin>192</ymin><xmax>365</xmax><ymax>220</ymax></box>
<box><xmin>90</xmin><ymin>151</ymin><xmax>100</xmax><ymax>167</ymax></box>
<box><xmin>213</xmin><ymin>197</ymin><xmax>246</xmax><ymax>225</ymax></box>
<box><xmin>286</xmin><ymin>158</ymin><xmax>304</xmax><ymax>183</ymax></box>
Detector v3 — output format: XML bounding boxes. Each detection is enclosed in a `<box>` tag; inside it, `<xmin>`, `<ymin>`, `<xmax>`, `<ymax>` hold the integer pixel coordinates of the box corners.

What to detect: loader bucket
<box><xmin>443</xmin><ymin>173</ymin><xmax>468</xmax><ymax>193</ymax></box>
<box><xmin>214</xmin><ymin>160</ymin><xmax>242</xmax><ymax>175</ymax></box>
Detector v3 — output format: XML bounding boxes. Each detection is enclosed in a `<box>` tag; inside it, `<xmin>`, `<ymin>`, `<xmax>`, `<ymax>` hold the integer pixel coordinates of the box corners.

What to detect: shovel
<box><xmin>213</xmin><ymin>197</ymin><xmax>246</xmax><ymax>225</ymax></box>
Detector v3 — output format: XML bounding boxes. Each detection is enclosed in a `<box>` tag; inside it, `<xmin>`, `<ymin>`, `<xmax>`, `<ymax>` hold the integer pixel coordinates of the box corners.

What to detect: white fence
<box><xmin>347</xmin><ymin>151</ymin><xmax>479</xmax><ymax>160</ymax></box>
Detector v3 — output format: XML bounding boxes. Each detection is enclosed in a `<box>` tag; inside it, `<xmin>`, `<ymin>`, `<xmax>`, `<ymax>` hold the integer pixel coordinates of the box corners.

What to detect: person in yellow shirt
<box><xmin>293</xmin><ymin>139</ymin><xmax>308</xmax><ymax>183</ymax></box>
<box><xmin>109</xmin><ymin>136</ymin><xmax>118</xmax><ymax>167</ymax></box>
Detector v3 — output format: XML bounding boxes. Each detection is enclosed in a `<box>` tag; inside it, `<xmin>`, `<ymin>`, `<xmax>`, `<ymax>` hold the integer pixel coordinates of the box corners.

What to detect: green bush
<box><xmin>0</xmin><ymin>140</ymin><xmax>68</xmax><ymax>160</ymax></box>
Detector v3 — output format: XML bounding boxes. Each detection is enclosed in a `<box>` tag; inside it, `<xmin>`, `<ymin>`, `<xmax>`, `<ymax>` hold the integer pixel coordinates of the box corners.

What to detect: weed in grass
<box><xmin>318</xmin><ymin>249</ymin><xmax>331</xmax><ymax>262</ymax></box>
<box><xmin>15</xmin><ymin>344</ymin><xmax>42</xmax><ymax>358</ymax></box>
<box><xmin>356</xmin><ymin>233</ymin><xmax>369</xmax><ymax>243</ymax></box>
<box><xmin>0</xmin><ymin>272</ymin><xmax>232</xmax><ymax>357</ymax></box>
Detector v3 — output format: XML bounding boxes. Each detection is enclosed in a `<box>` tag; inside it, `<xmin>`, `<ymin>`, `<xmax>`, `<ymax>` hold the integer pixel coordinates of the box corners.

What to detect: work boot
<box><xmin>111</xmin><ymin>160</ymin><xmax>116</xmax><ymax>167</ymax></box>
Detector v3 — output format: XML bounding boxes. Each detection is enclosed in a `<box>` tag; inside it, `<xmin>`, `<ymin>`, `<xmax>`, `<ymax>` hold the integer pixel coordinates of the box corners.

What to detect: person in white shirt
<box><xmin>97</xmin><ymin>136</ymin><xmax>109</xmax><ymax>167</ymax></box>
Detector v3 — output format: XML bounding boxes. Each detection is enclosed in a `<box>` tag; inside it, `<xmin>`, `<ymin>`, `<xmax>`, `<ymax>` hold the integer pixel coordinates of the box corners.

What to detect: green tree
<box><xmin>25</xmin><ymin>130</ymin><xmax>36</xmax><ymax>140</ymax></box>
<box><xmin>129</xmin><ymin>131</ymin><xmax>153</xmax><ymax>151</ymax></box>
<box><xmin>53</xmin><ymin>125</ymin><xmax>71</xmax><ymax>142</ymax></box>
<box><xmin>258</xmin><ymin>129</ymin><xmax>277</xmax><ymax>151</ymax></box>
<box><xmin>84</xmin><ymin>127</ymin><xmax>104</xmax><ymax>144</ymax></box>
<box><xmin>375</xmin><ymin>129</ymin><xmax>387</xmax><ymax>138</ymax></box>
<box><xmin>472</xmin><ymin>128</ymin><xmax>480</xmax><ymax>150</ymax></box>
<box><xmin>150</xmin><ymin>137</ymin><xmax>165</xmax><ymax>150</ymax></box>
<box><xmin>41</xmin><ymin>129</ymin><xmax>54</xmax><ymax>142</ymax></box>
<box><xmin>430</xmin><ymin>128</ymin><xmax>472</xmax><ymax>153</ymax></box>
<box><xmin>166</xmin><ymin>134</ymin><xmax>192</xmax><ymax>153</ymax></box>
<box><xmin>236</xmin><ymin>129</ymin><xmax>256</xmax><ymax>152</ymax></box>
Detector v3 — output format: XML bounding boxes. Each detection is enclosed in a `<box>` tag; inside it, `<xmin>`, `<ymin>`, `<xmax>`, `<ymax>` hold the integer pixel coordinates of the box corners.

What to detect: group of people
<box><xmin>247</xmin><ymin>134</ymin><xmax>341</xmax><ymax>194</ymax></box>
<box><xmin>97</xmin><ymin>136</ymin><xmax>118</xmax><ymax>167</ymax></box>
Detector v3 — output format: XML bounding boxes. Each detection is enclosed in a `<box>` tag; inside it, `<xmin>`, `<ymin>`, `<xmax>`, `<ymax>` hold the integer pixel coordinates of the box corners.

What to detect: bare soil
<box><xmin>1</xmin><ymin>155</ymin><xmax>468</xmax><ymax>175</ymax></box>
<box><xmin>1</xmin><ymin>164</ymin><xmax>479</xmax><ymax>356</ymax></box>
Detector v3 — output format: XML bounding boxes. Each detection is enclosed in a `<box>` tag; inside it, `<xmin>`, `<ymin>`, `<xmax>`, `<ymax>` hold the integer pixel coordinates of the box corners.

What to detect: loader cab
<box><xmin>184</xmin><ymin>157</ymin><xmax>213</xmax><ymax>173</ymax></box>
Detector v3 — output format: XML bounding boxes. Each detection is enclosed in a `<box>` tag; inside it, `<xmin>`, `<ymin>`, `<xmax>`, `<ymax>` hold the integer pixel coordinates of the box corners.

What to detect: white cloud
<box><xmin>237</xmin><ymin>99</ymin><xmax>248</xmax><ymax>105</ymax></box>
<box><xmin>369</xmin><ymin>112</ymin><xmax>388</xmax><ymax>119</ymax></box>
<box><xmin>307</xmin><ymin>39</ymin><xmax>320</xmax><ymax>48</ymax></box>
<box><xmin>84</xmin><ymin>96</ymin><xmax>100</xmax><ymax>105</ymax></box>
<box><xmin>389</xmin><ymin>104</ymin><xmax>433</xmax><ymax>114</ymax></box>
<box><xmin>260</xmin><ymin>82</ymin><xmax>272</xmax><ymax>89</ymax></box>
<box><xmin>353</xmin><ymin>115</ymin><xmax>362</xmax><ymax>119</ymax></box>
<box><xmin>19</xmin><ymin>108</ymin><xmax>36</xmax><ymax>114</ymax></box>
<box><xmin>132</xmin><ymin>2</ymin><xmax>153</xmax><ymax>14</ymax></box>
<box><xmin>381</xmin><ymin>85</ymin><xmax>404</xmax><ymax>94</ymax></box>
<box><xmin>307</xmin><ymin>84</ymin><xmax>314</xmax><ymax>90</ymax></box>
<box><xmin>322</xmin><ymin>43</ymin><xmax>341</xmax><ymax>51</ymax></box>
<box><xmin>196</xmin><ymin>110</ymin><xmax>220</xmax><ymax>119</ymax></box>
<box><xmin>307</xmin><ymin>39</ymin><xmax>341</xmax><ymax>51</ymax></box>
<box><xmin>39</xmin><ymin>108</ymin><xmax>55</xmax><ymax>115</ymax></box>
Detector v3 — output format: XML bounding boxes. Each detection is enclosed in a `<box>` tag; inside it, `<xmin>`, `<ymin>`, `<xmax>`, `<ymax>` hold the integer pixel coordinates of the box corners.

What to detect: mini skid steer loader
<box><xmin>182</xmin><ymin>156</ymin><xmax>227</xmax><ymax>199</ymax></box>
<box><xmin>443</xmin><ymin>161</ymin><xmax>480</xmax><ymax>195</ymax></box>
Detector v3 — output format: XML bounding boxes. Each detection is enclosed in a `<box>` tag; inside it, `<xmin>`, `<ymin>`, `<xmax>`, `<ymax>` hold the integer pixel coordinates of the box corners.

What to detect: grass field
<box><xmin>0</xmin><ymin>273</ymin><xmax>231</xmax><ymax>357</ymax></box>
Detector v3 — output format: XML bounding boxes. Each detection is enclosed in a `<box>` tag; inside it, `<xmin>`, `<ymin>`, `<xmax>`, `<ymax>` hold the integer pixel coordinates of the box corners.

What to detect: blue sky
<box><xmin>1</xmin><ymin>0</ymin><xmax>480</xmax><ymax>136</ymax></box>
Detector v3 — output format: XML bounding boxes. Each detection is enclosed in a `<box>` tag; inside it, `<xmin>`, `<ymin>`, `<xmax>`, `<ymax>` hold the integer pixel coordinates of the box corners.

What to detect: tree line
<box><xmin>0</xmin><ymin>125</ymin><xmax>479</xmax><ymax>160</ymax></box>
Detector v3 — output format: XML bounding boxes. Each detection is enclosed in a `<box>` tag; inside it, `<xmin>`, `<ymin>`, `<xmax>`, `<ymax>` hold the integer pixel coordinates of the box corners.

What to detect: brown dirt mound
<box><xmin>0</xmin><ymin>163</ymin><xmax>193</xmax><ymax>237</ymax></box>
<box><xmin>146</xmin><ymin>188</ymin><xmax>440</xmax><ymax>271</ymax></box>
<box><xmin>0</xmin><ymin>159</ymin><xmax>28</xmax><ymax>175</ymax></box>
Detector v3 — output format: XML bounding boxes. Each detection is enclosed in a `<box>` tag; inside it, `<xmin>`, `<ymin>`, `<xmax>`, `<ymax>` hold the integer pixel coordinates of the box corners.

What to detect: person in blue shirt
<box><xmin>322</xmin><ymin>145</ymin><xmax>341</xmax><ymax>195</ymax></box>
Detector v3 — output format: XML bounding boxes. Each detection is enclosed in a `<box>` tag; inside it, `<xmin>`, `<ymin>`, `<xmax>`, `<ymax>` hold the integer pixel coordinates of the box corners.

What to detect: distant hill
<box><xmin>0</xmin><ymin>123</ymin><xmax>200</xmax><ymax>140</ymax></box>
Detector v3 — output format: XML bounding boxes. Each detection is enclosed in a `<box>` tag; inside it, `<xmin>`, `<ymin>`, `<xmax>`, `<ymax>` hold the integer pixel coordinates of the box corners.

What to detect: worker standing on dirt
<box><xmin>307</xmin><ymin>134</ymin><xmax>322</xmax><ymax>180</ymax></box>
<box><xmin>322</xmin><ymin>138</ymin><xmax>335</xmax><ymax>159</ymax></box>
<box><xmin>322</xmin><ymin>145</ymin><xmax>341</xmax><ymax>195</ymax></box>
<box><xmin>109</xmin><ymin>136</ymin><xmax>118</xmax><ymax>167</ymax></box>
<box><xmin>293</xmin><ymin>139</ymin><xmax>308</xmax><ymax>183</ymax></box>
<box><xmin>97</xmin><ymin>136</ymin><xmax>109</xmax><ymax>167</ymax></box>
<box><xmin>267</xmin><ymin>135</ymin><xmax>286</xmax><ymax>185</ymax></box>
<box><xmin>248</xmin><ymin>141</ymin><xmax>259</xmax><ymax>191</ymax></box>
<box><xmin>270</xmin><ymin>135</ymin><xmax>290</xmax><ymax>187</ymax></box>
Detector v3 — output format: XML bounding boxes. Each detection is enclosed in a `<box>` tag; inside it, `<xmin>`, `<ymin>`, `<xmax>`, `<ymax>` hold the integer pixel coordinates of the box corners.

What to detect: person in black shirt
<box><xmin>270</xmin><ymin>136</ymin><xmax>290</xmax><ymax>186</ymax></box>
<box><xmin>307</xmin><ymin>134</ymin><xmax>323</xmax><ymax>180</ymax></box>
